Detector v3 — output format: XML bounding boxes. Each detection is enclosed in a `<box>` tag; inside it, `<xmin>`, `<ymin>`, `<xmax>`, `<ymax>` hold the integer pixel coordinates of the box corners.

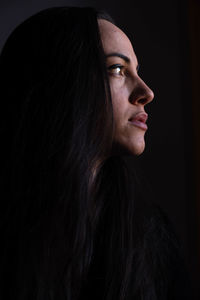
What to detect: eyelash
<box><xmin>107</xmin><ymin>64</ymin><xmax>125</xmax><ymax>76</ymax></box>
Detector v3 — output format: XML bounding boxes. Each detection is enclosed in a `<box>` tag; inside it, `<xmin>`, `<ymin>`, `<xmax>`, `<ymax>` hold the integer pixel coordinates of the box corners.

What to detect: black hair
<box><xmin>0</xmin><ymin>6</ymin><xmax>185</xmax><ymax>300</ymax></box>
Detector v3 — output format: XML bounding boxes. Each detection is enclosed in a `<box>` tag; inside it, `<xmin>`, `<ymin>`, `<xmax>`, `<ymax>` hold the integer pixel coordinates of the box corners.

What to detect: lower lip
<box><xmin>128</xmin><ymin>120</ymin><xmax>148</xmax><ymax>130</ymax></box>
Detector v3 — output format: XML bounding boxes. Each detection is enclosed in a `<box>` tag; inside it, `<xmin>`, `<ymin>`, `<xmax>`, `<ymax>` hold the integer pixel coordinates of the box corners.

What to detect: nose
<box><xmin>129</xmin><ymin>77</ymin><xmax>154</xmax><ymax>106</ymax></box>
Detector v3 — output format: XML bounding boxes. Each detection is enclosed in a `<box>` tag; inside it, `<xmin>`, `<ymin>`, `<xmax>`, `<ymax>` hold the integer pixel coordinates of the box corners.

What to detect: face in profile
<box><xmin>98</xmin><ymin>19</ymin><xmax>154</xmax><ymax>156</ymax></box>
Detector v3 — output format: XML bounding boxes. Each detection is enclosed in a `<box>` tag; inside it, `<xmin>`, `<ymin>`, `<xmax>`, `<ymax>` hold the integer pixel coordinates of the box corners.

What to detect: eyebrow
<box><xmin>105</xmin><ymin>52</ymin><xmax>140</xmax><ymax>71</ymax></box>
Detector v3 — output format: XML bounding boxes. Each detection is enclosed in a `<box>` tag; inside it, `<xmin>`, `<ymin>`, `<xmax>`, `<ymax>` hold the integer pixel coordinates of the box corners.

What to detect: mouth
<box><xmin>128</xmin><ymin>112</ymin><xmax>148</xmax><ymax>130</ymax></box>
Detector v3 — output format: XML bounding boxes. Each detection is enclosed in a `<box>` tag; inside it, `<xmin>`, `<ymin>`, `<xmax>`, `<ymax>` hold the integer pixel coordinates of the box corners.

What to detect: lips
<box><xmin>128</xmin><ymin>112</ymin><xmax>148</xmax><ymax>130</ymax></box>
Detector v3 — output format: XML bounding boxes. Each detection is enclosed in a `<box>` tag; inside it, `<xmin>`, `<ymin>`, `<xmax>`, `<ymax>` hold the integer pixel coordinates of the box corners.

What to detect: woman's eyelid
<box><xmin>108</xmin><ymin>63</ymin><xmax>124</xmax><ymax>69</ymax></box>
<box><xmin>107</xmin><ymin>63</ymin><xmax>126</xmax><ymax>76</ymax></box>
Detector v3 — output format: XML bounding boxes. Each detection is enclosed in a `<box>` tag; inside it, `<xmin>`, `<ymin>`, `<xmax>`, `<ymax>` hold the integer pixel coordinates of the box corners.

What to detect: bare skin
<box><xmin>98</xmin><ymin>19</ymin><xmax>154</xmax><ymax>156</ymax></box>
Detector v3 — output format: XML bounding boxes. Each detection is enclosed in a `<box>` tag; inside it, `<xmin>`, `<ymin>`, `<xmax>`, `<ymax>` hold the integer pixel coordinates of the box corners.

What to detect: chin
<box><xmin>111</xmin><ymin>140</ymin><xmax>145</xmax><ymax>157</ymax></box>
<box><xmin>131</xmin><ymin>146</ymin><xmax>145</xmax><ymax>156</ymax></box>
<box><xmin>123</xmin><ymin>140</ymin><xmax>145</xmax><ymax>156</ymax></box>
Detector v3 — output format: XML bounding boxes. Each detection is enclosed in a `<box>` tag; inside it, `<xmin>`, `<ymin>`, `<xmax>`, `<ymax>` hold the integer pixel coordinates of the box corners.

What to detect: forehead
<box><xmin>98</xmin><ymin>19</ymin><xmax>138</xmax><ymax>65</ymax></box>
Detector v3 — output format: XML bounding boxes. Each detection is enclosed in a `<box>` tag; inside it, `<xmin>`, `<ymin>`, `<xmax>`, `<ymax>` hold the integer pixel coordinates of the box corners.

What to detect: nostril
<box><xmin>138</xmin><ymin>98</ymin><xmax>148</xmax><ymax>105</ymax></box>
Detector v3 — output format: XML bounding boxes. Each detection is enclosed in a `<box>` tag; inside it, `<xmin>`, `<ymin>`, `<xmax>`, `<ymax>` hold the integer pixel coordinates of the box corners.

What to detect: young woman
<box><xmin>0</xmin><ymin>6</ymin><xmax>192</xmax><ymax>300</ymax></box>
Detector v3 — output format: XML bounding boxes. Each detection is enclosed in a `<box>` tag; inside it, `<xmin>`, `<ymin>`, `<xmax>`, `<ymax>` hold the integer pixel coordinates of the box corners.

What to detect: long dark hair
<box><xmin>0</xmin><ymin>6</ymin><xmax>184</xmax><ymax>300</ymax></box>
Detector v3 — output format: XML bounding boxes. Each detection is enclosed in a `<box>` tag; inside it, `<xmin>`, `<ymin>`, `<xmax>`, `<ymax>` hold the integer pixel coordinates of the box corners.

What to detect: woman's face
<box><xmin>98</xmin><ymin>19</ymin><xmax>154</xmax><ymax>156</ymax></box>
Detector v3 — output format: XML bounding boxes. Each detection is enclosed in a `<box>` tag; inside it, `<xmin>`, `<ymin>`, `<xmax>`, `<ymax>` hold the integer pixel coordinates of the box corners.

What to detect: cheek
<box><xmin>110</xmin><ymin>80</ymin><xmax>129</xmax><ymax>122</ymax></box>
<box><xmin>110</xmin><ymin>79</ymin><xmax>146</xmax><ymax>155</ymax></box>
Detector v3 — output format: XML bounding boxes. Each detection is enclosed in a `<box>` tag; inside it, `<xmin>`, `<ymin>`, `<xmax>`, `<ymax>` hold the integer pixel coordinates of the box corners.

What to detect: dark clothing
<box><xmin>80</xmin><ymin>203</ymin><xmax>194</xmax><ymax>300</ymax></box>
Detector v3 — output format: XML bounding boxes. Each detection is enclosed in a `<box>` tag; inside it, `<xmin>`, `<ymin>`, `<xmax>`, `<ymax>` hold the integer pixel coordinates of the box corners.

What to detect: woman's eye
<box><xmin>107</xmin><ymin>64</ymin><xmax>125</xmax><ymax>76</ymax></box>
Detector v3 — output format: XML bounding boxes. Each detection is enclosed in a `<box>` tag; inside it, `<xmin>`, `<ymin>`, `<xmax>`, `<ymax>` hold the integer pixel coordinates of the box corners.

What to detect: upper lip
<box><xmin>128</xmin><ymin>112</ymin><xmax>148</xmax><ymax>123</ymax></box>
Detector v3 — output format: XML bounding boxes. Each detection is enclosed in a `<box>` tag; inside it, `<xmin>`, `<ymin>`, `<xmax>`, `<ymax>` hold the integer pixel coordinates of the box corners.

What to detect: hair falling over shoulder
<box><xmin>0</xmin><ymin>6</ymin><xmax>182</xmax><ymax>300</ymax></box>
